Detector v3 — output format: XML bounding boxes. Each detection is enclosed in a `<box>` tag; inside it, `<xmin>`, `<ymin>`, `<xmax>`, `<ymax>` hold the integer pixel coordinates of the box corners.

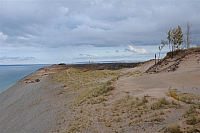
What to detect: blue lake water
<box><xmin>0</xmin><ymin>64</ymin><xmax>50</xmax><ymax>93</ymax></box>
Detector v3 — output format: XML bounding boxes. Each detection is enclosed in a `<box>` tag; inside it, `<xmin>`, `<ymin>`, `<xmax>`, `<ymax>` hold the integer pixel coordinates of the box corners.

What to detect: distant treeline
<box><xmin>57</xmin><ymin>62</ymin><xmax>141</xmax><ymax>70</ymax></box>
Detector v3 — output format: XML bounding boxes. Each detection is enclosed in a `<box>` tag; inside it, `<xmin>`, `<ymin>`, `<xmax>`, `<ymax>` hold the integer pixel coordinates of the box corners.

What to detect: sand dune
<box><xmin>0</xmin><ymin>47</ymin><xmax>200</xmax><ymax>133</ymax></box>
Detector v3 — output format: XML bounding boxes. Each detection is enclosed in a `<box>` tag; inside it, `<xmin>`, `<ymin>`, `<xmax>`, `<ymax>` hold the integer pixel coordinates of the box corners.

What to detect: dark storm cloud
<box><xmin>0</xmin><ymin>0</ymin><xmax>199</xmax><ymax>48</ymax></box>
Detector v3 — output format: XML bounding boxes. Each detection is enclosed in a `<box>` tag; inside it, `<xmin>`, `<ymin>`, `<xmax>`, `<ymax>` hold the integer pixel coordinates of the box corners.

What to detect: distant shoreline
<box><xmin>0</xmin><ymin>64</ymin><xmax>52</xmax><ymax>67</ymax></box>
<box><xmin>0</xmin><ymin>59</ymin><xmax>145</xmax><ymax>66</ymax></box>
<box><xmin>55</xmin><ymin>62</ymin><xmax>142</xmax><ymax>70</ymax></box>
<box><xmin>0</xmin><ymin>64</ymin><xmax>50</xmax><ymax>93</ymax></box>
<box><xmin>0</xmin><ymin>62</ymin><xmax>142</xmax><ymax>93</ymax></box>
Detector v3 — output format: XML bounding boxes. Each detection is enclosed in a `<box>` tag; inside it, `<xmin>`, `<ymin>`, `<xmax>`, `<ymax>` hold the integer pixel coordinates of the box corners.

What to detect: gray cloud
<box><xmin>0</xmin><ymin>56</ymin><xmax>37</xmax><ymax>62</ymax></box>
<box><xmin>124</xmin><ymin>45</ymin><xmax>147</xmax><ymax>54</ymax></box>
<box><xmin>79</xmin><ymin>53</ymin><xmax>98</xmax><ymax>57</ymax></box>
<box><xmin>0</xmin><ymin>0</ymin><xmax>199</xmax><ymax>49</ymax></box>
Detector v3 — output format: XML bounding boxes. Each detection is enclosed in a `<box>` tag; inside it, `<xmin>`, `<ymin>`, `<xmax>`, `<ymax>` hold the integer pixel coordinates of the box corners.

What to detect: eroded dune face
<box><xmin>0</xmin><ymin>65</ymin><xmax>67</xmax><ymax>133</ymax></box>
<box><xmin>0</xmin><ymin>47</ymin><xmax>200</xmax><ymax>133</ymax></box>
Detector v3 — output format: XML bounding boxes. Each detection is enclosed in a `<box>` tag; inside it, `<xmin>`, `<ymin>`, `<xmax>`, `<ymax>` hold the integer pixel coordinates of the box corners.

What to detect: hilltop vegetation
<box><xmin>146</xmin><ymin>46</ymin><xmax>200</xmax><ymax>73</ymax></box>
<box><xmin>49</xmin><ymin>47</ymin><xmax>200</xmax><ymax>133</ymax></box>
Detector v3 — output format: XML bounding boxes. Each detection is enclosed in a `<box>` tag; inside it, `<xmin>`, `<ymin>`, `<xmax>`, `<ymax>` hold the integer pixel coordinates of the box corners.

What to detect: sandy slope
<box><xmin>111</xmin><ymin>49</ymin><xmax>200</xmax><ymax>132</ymax></box>
<box><xmin>0</xmin><ymin>66</ymin><xmax>70</xmax><ymax>133</ymax></box>
<box><xmin>0</xmin><ymin>48</ymin><xmax>200</xmax><ymax>133</ymax></box>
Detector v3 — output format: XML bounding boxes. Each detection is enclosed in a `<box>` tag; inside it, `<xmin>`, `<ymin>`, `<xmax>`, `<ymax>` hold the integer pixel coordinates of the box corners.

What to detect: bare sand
<box><xmin>0</xmin><ymin>48</ymin><xmax>200</xmax><ymax>133</ymax></box>
<box><xmin>0</xmin><ymin>65</ymin><xmax>71</xmax><ymax>133</ymax></box>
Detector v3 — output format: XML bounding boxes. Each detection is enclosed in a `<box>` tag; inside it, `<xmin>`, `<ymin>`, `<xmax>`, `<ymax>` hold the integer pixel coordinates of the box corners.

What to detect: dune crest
<box><xmin>0</xmin><ymin>47</ymin><xmax>200</xmax><ymax>133</ymax></box>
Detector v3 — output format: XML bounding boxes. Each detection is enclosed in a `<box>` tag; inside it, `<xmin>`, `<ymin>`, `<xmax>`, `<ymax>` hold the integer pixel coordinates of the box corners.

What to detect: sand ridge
<box><xmin>0</xmin><ymin>47</ymin><xmax>200</xmax><ymax>133</ymax></box>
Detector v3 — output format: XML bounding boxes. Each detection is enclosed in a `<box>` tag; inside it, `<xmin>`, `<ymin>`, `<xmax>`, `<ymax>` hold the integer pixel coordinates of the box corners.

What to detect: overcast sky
<box><xmin>0</xmin><ymin>0</ymin><xmax>200</xmax><ymax>64</ymax></box>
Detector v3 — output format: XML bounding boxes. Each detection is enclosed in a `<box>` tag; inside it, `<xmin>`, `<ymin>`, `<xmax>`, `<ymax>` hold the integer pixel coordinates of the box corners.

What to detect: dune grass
<box><xmin>52</xmin><ymin>68</ymin><xmax>120</xmax><ymax>93</ymax></box>
<box><xmin>67</xmin><ymin>94</ymin><xmax>182</xmax><ymax>132</ymax></box>
<box><xmin>76</xmin><ymin>80</ymin><xmax>116</xmax><ymax>105</ymax></box>
<box><xmin>167</xmin><ymin>88</ymin><xmax>199</xmax><ymax>104</ymax></box>
<box><xmin>164</xmin><ymin>124</ymin><xmax>181</xmax><ymax>133</ymax></box>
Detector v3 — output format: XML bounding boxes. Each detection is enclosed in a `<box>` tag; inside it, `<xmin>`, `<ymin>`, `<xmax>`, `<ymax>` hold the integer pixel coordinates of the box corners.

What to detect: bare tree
<box><xmin>159</xmin><ymin>40</ymin><xmax>167</xmax><ymax>60</ymax></box>
<box><xmin>186</xmin><ymin>22</ymin><xmax>192</xmax><ymax>49</ymax></box>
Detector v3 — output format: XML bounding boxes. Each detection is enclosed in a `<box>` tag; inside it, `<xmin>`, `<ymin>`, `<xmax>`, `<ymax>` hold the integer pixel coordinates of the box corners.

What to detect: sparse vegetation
<box><xmin>186</xmin><ymin>126</ymin><xmax>197</xmax><ymax>133</ymax></box>
<box><xmin>160</xmin><ymin>25</ymin><xmax>184</xmax><ymax>59</ymax></box>
<box><xmin>127</xmin><ymin>70</ymin><xmax>142</xmax><ymax>77</ymax></box>
<box><xmin>76</xmin><ymin>78</ymin><xmax>117</xmax><ymax>105</ymax></box>
<box><xmin>51</xmin><ymin>47</ymin><xmax>200</xmax><ymax>133</ymax></box>
<box><xmin>67</xmin><ymin>93</ymin><xmax>183</xmax><ymax>132</ymax></box>
<box><xmin>164</xmin><ymin>124</ymin><xmax>181</xmax><ymax>133</ymax></box>
<box><xmin>167</xmin><ymin>88</ymin><xmax>199</xmax><ymax>104</ymax></box>
<box><xmin>181</xmin><ymin>104</ymin><xmax>200</xmax><ymax>131</ymax></box>
<box><xmin>151</xmin><ymin>97</ymin><xmax>169</xmax><ymax>110</ymax></box>
<box><xmin>183</xmin><ymin>105</ymin><xmax>197</xmax><ymax>117</ymax></box>
<box><xmin>186</xmin><ymin>116</ymin><xmax>199</xmax><ymax>125</ymax></box>
<box><xmin>52</xmin><ymin>68</ymin><xmax>120</xmax><ymax>93</ymax></box>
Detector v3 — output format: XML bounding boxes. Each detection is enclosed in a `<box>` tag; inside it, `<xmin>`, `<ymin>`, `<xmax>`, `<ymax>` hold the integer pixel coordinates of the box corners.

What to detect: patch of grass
<box><xmin>92</xmin><ymin>85</ymin><xmax>114</xmax><ymax>97</ymax></box>
<box><xmin>127</xmin><ymin>70</ymin><xmax>142</xmax><ymax>76</ymax></box>
<box><xmin>160</xmin><ymin>97</ymin><xmax>170</xmax><ymax>105</ymax></box>
<box><xmin>88</xmin><ymin>97</ymin><xmax>107</xmax><ymax>104</ymax></box>
<box><xmin>197</xmin><ymin>102</ymin><xmax>200</xmax><ymax>109</ymax></box>
<box><xmin>183</xmin><ymin>105</ymin><xmax>197</xmax><ymax>117</ymax></box>
<box><xmin>136</xmin><ymin>97</ymin><xmax>139</xmax><ymax>101</ymax></box>
<box><xmin>77</xmin><ymin>84</ymin><xmax>114</xmax><ymax>105</ymax></box>
<box><xmin>168</xmin><ymin>89</ymin><xmax>179</xmax><ymax>100</ymax></box>
<box><xmin>151</xmin><ymin>97</ymin><xmax>169</xmax><ymax>110</ymax></box>
<box><xmin>186</xmin><ymin>126</ymin><xmax>197</xmax><ymax>133</ymax></box>
<box><xmin>167</xmin><ymin>88</ymin><xmax>199</xmax><ymax>104</ymax></box>
<box><xmin>52</xmin><ymin>68</ymin><xmax>120</xmax><ymax>93</ymax></box>
<box><xmin>164</xmin><ymin>124</ymin><xmax>181</xmax><ymax>133</ymax></box>
<box><xmin>136</xmin><ymin>96</ymin><xmax>148</xmax><ymax>107</ymax></box>
<box><xmin>181</xmin><ymin>104</ymin><xmax>200</xmax><ymax>131</ymax></box>
<box><xmin>186</xmin><ymin>116</ymin><xmax>199</xmax><ymax>125</ymax></box>
<box><xmin>142</xmin><ymin>96</ymin><xmax>148</xmax><ymax>103</ymax></box>
<box><xmin>151</xmin><ymin>116</ymin><xmax>165</xmax><ymax>122</ymax></box>
<box><xmin>160</xmin><ymin>110</ymin><xmax>165</xmax><ymax>115</ymax></box>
